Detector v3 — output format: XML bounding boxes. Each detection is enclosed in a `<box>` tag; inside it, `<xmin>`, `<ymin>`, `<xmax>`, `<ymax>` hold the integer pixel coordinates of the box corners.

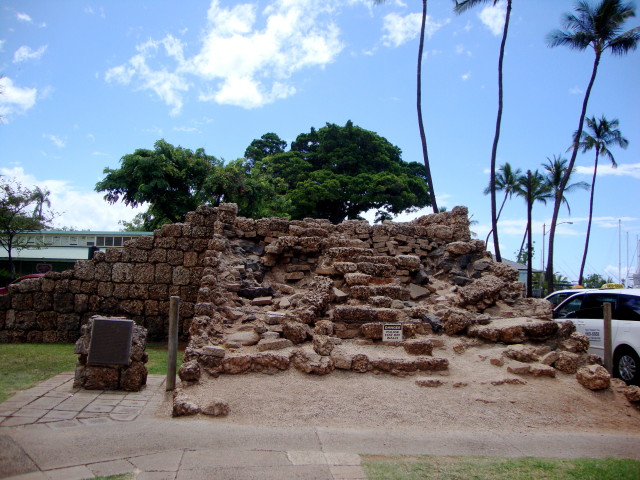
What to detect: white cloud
<box><xmin>43</xmin><ymin>134</ymin><xmax>66</xmax><ymax>148</ymax></box>
<box><xmin>576</xmin><ymin>162</ymin><xmax>640</xmax><ymax>180</ymax></box>
<box><xmin>17</xmin><ymin>12</ymin><xmax>33</xmax><ymax>23</ymax></box>
<box><xmin>0</xmin><ymin>77</ymin><xmax>37</xmax><ymax>118</ymax></box>
<box><xmin>382</xmin><ymin>12</ymin><xmax>446</xmax><ymax>48</ymax></box>
<box><xmin>105</xmin><ymin>65</ymin><xmax>136</xmax><ymax>84</ymax></box>
<box><xmin>455</xmin><ymin>44</ymin><xmax>471</xmax><ymax>56</ymax></box>
<box><xmin>105</xmin><ymin>0</ymin><xmax>344</xmax><ymax>112</ymax></box>
<box><xmin>461</xmin><ymin>72</ymin><xmax>471</xmax><ymax>81</ymax></box>
<box><xmin>173</xmin><ymin>126</ymin><xmax>199</xmax><ymax>133</ymax></box>
<box><xmin>106</xmin><ymin>37</ymin><xmax>190</xmax><ymax>116</ymax></box>
<box><xmin>478</xmin><ymin>1</ymin><xmax>506</xmax><ymax>36</ymax></box>
<box><xmin>85</xmin><ymin>6</ymin><xmax>106</xmax><ymax>18</ymax></box>
<box><xmin>13</xmin><ymin>45</ymin><xmax>48</xmax><ymax>63</ymax></box>
<box><xmin>382</xmin><ymin>12</ymin><xmax>421</xmax><ymax>47</ymax></box>
<box><xmin>0</xmin><ymin>40</ymin><xmax>5</xmax><ymax>52</ymax></box>
<box><xmin>569</xmin><ymin>86</ymin><xmax>584</xmax><ymax>95</ymax></box>
<box><xmin>0</xmin><ymin>167</ymin><xmax>147</xmax><ymax>231</ymax></box>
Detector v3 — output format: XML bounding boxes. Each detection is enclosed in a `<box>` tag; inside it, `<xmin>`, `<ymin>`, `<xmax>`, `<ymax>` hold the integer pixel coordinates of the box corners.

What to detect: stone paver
<box><xmin>86</xmin><ymin>458</ymin><xmax>135</xmax><ymax>477</ymax></box>
<box><xmin>128</xmin><ymin>450</ymin><xmax>184</xmax><ymax>473</ymax></box>
<box><xmin>43</xmin><ymin>465</ymin><xmax>95</xmax><ymax>480</ymax></box>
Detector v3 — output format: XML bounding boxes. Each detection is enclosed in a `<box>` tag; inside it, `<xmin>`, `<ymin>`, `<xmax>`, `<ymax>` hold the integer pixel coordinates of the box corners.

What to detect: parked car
<box><xmin>0</xmin><ymin>274</ymin><xmax>45</xmax><ymax>295</ymax></box>
<box><xmin>552</xmin><ymin>289</ymin><xmax>640</xmax><ymax>385</ymax></box>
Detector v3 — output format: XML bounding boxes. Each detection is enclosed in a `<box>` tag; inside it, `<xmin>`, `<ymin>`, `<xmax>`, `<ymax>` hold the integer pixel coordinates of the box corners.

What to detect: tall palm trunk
<box><xmin>417</xmin><ymin>0</ymin><xmax>438</xmax><ymax>213</ymax></box>
<box><xmin>578</xmin><ymin>146</ymin><xmax>600</xmax><ymax>285</ymax></box>
<box><xmin>525</xmin><ymin>171</ymin><xmax>534</xmax><ymax>297</ymax></box>
<box><xmin>484</xmin><ymin>189</ymin><xmax>510</xmax><ymax>246</ymax></box>
<box><xmin>489</xmin><ymin>0</ymin><xmax>512</xmax><ymax>263</ymax></box>
<box><xmin>546</xmin><ymin>52</ymin><xmax>600</xmax><ymax>292</ymax></box>
<box><xmin>517</xmin><ymin>223</ymin><xmax>528</xmax><ymax>261</ymax></box>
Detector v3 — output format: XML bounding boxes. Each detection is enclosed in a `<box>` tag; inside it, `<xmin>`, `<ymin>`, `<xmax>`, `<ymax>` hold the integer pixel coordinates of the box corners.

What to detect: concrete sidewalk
<box><xmin>1</xmin><ymin>374</ymin><xmax>639</xmax><ymax>480</ymax></box>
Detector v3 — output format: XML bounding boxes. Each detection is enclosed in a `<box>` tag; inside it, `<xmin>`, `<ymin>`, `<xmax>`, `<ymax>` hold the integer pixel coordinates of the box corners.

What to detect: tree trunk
<box><xmin>526</xmin><ymin>171</ymin><xmax>533</xmax><ymax>298</ymax></box>
<box><xmin>417</xmin><ymin>0</ymin><xmax>438</xmax><ymax>213</ymax></box>
<box><xmin>578</xmin><ymin>148</ymin><xmax>600</xmax><ymax>285</ymax></box>
<box><xmin>485</xmin><ymin>190</ymin><xmax>510</xmax><ymax>246</ymax></box>
<box><xmin>546</xmin><ymin>52</ymin><xmax>600</xmax><ymax>292</ymax></box>
<box><xmin>489</xmin><ymin>0</ymin><xmax>512</xmax><ymax>263</ymax></box>
<box><xmin>518</xmin><ymin>223</ymin><xmax>529</xmax><ymax>262</ymax></box>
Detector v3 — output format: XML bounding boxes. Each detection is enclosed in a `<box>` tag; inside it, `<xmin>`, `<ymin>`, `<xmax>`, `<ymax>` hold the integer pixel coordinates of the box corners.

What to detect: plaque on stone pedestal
<box><xmin>87</xmin><ymin>317</ymin><xmax>134</xmax><ymax>366</ymax></box>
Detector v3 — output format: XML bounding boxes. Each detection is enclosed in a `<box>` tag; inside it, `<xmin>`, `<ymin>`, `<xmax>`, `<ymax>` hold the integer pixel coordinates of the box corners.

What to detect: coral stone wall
<box><xmin>0</xmin><ymin>203</ymin><xmax>525</xmax><ymax>344</ymax></box>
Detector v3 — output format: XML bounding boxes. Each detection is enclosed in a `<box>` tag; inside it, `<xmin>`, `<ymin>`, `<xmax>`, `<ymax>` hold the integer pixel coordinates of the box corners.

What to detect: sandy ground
<box><xmin>173</xmin><ymin>340</ymin><xmax>640</xmax><ymax>435</ymax></box>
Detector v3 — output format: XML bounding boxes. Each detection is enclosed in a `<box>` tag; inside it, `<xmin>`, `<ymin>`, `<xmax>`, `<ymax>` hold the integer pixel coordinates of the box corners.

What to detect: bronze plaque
<box><xmin>87</xmin><ymin>318</ymin><xmax>134</xmax><ymax>366</ymax></box>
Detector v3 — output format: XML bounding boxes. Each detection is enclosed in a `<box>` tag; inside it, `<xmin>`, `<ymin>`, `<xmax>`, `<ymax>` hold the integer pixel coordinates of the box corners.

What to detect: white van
<box><xmin>553</xmin><ymin>289</ymin><xmax>640</xmax><ymax>386</ymax></box>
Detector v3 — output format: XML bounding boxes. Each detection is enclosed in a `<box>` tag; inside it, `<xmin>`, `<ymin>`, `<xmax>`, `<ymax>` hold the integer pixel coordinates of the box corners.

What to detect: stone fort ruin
<box><xmin>1</xmin><ymin>204</ymin><xmax>609</xmax><ymax>411</ymax></box>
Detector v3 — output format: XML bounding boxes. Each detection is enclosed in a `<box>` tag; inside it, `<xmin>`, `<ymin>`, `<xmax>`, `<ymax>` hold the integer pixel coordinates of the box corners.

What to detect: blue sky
<box><xmin>1</xmin><ymin>0</ymin><xmax>639</xmax><ymax>285</ymax></box>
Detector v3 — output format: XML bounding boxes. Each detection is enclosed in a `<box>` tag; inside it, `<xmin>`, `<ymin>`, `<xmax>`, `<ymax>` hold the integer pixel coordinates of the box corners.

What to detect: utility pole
<box><xmin>618</xmin><ymin>219</ymin><xmax>622</xmax><ymax>284</ymax></box>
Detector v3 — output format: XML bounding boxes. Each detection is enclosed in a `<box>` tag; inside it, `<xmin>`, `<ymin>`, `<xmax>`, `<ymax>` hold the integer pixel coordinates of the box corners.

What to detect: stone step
<box><xmin>348</xmin><ymin>284</ymin><xmax>410</xmax><ymax>301</ymax></box>
<box><xmin>182</xmin><ymin>343</ymin><xmax>449</xmax><ymax>378</ymax></box>
<box><xmin>333</xmin><ymin>305</ymin><xmax>400</xmax><ymax>323</ymax></box>
<box><xmin>466</xmin><ymin>317</ymin><xmax>560</xmax><ymax>344</ymax></box>
<box><xmin>326</xmin><ymin>247</ymin><xmax>375</xmax><ymax>259</ymax></box>
<box><xmin>333</xmin><ymin>262</ymin><xmax>396</xmax><ymax>277</ymax></box>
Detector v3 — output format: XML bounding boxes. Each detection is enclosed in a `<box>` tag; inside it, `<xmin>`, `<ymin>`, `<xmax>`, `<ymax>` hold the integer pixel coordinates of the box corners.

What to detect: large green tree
<box><xmin>255</xmin><ymin>121</ymin><xmax>430</xmax><ymax>223</ymax></box>
<box><xmin>374</xmin><ymin>0</ymin><xmax>438</xmax><ymax>213</ymax></box>
<box><xmin>96</xmin><ymin>139</ymin><xmax>221</xmax><ymax>229</ymax></box>
<box><xmin>454</xmin><ymin>0</ymin><xmax>513</xmax><ymax>262</ymax></box>
<box><xmin>0</xmin><ymin>178</ymin><xmax>54</xmax><ymax>277</ymax></box>
<box><xmin>575</xmin><ymin>115</ymin><xmax>628</xmax><ymax>285</ymax></box>
<box><xmin>545</xmin><ymin>0</ymin><xmax>639</xmax><ymax>292</ymax></box>
<box><xmin>96</xmin><ymin>139</ymin><xmax>284</xmax><ymax>229</ymax></box>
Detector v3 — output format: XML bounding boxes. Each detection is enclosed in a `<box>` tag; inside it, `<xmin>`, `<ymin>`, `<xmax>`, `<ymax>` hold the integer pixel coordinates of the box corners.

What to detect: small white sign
<box><xmin>383</xmin><ymin>323</ymin><xmax>403</xmax><ymax>342</ymax></box>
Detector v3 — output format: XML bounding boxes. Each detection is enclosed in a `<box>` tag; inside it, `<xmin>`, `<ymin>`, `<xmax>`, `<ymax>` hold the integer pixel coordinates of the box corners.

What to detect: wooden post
<box><xmin>603</xmin><ymin>302</ymin><xmax>613</xmax><ymax>374</ymax></box>
<box><xmin>166</xmin><ymin>296</ymin><xmax>180</xmax><ymax>391</ymax></box>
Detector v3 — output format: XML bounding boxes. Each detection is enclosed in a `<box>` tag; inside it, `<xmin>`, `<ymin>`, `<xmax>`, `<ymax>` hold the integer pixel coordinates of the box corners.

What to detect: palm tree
<box><xmin>454</xmin><ymin>0</ymin><xmax>513</xmax><ymax>262</ymax></box>
<box><xmin>542</xmin><ymin>155</ymin><xmax>589</xmax><ymax>216</ymax></box>
<box><xmin>575</xmin><ymin>115</ymin><xmax>628</xmax><ymax>285</ymax></box>
<box><xmin>30</xmin><ymin>186</ymin><xmax>51</xmax><ymax>220</ymax></box>
<box><xmin>545</xmin><ymin>0</ymin><xmax>639</xmax><ymax>292</ymax></box>
<box><xmin>375</xmin><ymin>0</ymin><xmax>438</xmax><ymax>213</ymax></box>
<box><xmin>515</xmin><ymin>156</ymin><xmax>588</xmax><ymax>264</ymax></box>
<box><xmin>514</xmin><ymin>170</ymin><xmax>552</xmax><ymax>297</ymax></box>
<box><xmin>483</xmin><ymin>162</ymin><xmax>521</xmax><ymax>247</ymax></box>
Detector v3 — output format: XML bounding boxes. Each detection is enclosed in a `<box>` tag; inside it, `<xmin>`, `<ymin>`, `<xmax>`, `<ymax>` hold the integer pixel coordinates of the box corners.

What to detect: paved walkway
<box><xmin>1</xmin><ymin>374</ymin><xmax>639</xmax><ymax>480</ymax></box>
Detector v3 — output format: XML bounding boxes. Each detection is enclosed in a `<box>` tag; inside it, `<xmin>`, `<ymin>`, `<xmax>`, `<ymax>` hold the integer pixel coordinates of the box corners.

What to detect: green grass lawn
<box><xmin>362</xmin><ymin>455</ymin><xmax>640</xmax><ymax>480</ymax></box>
<box><xmin>0</xmin><ymin>342</ymin><xmax>183</xmax><ymax>403</ymax></box>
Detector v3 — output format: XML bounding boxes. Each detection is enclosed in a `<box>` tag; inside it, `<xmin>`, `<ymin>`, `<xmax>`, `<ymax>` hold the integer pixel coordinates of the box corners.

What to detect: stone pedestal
<box><xmin>73</xmin><ymin>315</ymin><xmax>149</xmax><ymax>391</ymax></box>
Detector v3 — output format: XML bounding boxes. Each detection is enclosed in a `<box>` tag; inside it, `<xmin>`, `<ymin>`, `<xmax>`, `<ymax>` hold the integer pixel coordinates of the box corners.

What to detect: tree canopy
<box><xmin>95</xmin><ymin>139</ymin><xmax>220</xmax><ymax>228</ymax></box>
<box><xmin>95</xmin><ymin>139</ymin><xmax>286</xmax><ymax>230</ymax></box>
<box><xmin>244</xmin><ymin>133</ymin><xmax>287</xmax><ymax>165</ymax></box>
<box><xmin>255</xmin><ymin>121</ymin><xmax>430</xmax><ymax>223</ymax></box>
<box><xmin>97</xmin><ymin>122</ymin><xmax>430</xmax><ymax>228</ymax></box>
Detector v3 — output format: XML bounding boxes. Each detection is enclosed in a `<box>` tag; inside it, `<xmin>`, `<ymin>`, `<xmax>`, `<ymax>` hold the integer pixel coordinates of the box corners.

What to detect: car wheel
<box><xmin>614</xmin><ymin>347</ymin><xmax>639</xmax><ymax>386</ymax></box>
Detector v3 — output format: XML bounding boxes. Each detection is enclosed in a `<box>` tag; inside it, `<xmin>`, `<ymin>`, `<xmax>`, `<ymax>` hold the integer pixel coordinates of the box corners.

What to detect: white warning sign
<box><xmin>383</xmin><ymin>323</ymin><xmax>403</xmax><ymax>342</ymax></box>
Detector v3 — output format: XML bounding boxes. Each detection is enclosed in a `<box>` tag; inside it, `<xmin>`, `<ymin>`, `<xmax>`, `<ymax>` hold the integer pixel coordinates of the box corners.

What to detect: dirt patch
<box><xmin>172</xmin><ymin>340</ymin><xmax>640</xmax><ymax>435</ymax></box>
